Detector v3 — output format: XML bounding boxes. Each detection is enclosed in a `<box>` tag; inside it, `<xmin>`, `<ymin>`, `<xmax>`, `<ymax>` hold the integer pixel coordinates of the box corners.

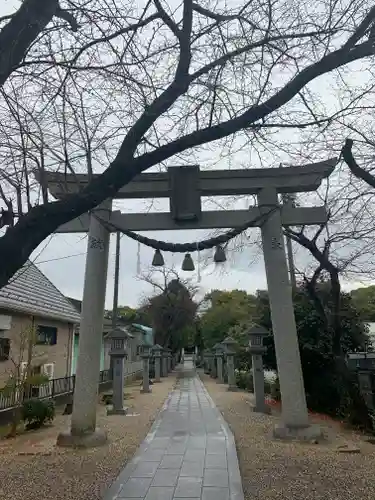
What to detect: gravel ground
<box><xmin>0</xmin><ymin>376</ymin><xmax>176</xmax><ymax>500</ymax></box>
<box><xmin>202</xmin><ymin>374</ymin><xmax>375</xmax><ymax>500</ymax></box>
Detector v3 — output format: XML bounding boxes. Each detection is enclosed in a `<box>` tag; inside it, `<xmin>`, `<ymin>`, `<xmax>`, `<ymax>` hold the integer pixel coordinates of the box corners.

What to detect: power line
<box><xmin>36</xmin><ymin>234</ymin><xmax>124</xmax><ymax>265</ymax></box>
<box><xmin>36</xmin><ymin>252</ymin><xmax>86</xmax><ymax>264</ymax></box>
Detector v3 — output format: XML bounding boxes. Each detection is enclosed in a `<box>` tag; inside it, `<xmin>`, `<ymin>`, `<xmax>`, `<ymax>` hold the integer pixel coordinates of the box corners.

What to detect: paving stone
<box><xmin>144</xmin><ymin>450</ymin><xmax>165</xmax><ymax>462</ymax></box>
<box><xmin>159</xmin><ymin>454</ymin><xmax>184</xmax><ymax>469</ymax></box>
<box><xmin>151</xmin><ymin>469</ymin><xmax>179</xmax><ymax>487</ymax></box>
<box><xmin>174</xmin><ymin>477</ymin><xmax>203</xmax><ymax>497</ymax></box>
<box><xmin>132</xmin><ymin>462</ymin><xmax>159</xmax><ymax>478</ymax></box>
<box><xmin>184</xmin><ymin>449</ymin><xmax>206</xmax><ymax>462</ymax></box>
<box><xmin>206</xmin><ymin>442</ymin><xmax>227</xmax><ymax>454</ymax></box>
<box><xmin>201</xmin><ymin>487</ymin><xmax>230</xmax><ymax>500</ymax></box>
<box><xmin>205</xmin><ymin>454</ymin><xmax>227</xmax><ymax>469</ymax></box>
<box><xmin>144</xmin><ymin>486</ymin><xmax>174</xmax><ymax>500</ymax></box>
<box><xmin>166</xmin><ymin>444</ymin><xmax>187</xmax><ymax>454</ymax></box>
<box><xmin>203</xmin><ymin>469</ymin><xmax>229</xmax><ymax>487</ymax></box>
<box><xmin>119</xmin><ymin>477</ymin><xmax>152</xmax><ymax>497</ymax></box>
<box><xmin>187</xmin><ymin>437</ymin><xmax>206</xmax><ymax>449</ymax></box>
<box><xmin>180</xmin><ymin>461</ymin><xmax>204</xmax><ymax>477</ymax></box>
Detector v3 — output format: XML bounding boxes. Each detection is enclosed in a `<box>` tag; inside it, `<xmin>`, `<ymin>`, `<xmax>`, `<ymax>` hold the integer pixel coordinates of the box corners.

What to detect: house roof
<box><xmin>0</xmin><ymin>261</ymin><xmax>81</xmax><ymax>324</ymax></box>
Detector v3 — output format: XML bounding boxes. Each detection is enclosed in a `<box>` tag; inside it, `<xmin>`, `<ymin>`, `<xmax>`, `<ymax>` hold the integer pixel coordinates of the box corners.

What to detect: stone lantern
<box><xmin>222</xmin><ymin>336</ymin><xmax>237</xmax><ymax>391</ymax></box>
<box><xmin>152</xmin><ymin>344</ymin><xmax>163</xmax><ymax>382</ymax></box>
<box><xmin>248</xmin><ymin>325</ymin><xmax>270</xmax><ymax>414</ymax></box>
<box><xmin>214</xmin><ymin>343</ymin><xmax>225</xmax><ymax>384</ymax></box>
<box><xmin>140</xmin><ymin>343</ymin><xmax>152</xmax><ymax>393</ymax></box>
<box><xmin>106</xmin><ymin>327</ymin><xmax>129</xmax><ymax>415</ymax></box>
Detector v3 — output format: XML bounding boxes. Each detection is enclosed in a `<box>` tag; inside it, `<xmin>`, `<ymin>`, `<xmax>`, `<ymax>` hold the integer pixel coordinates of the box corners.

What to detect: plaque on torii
<box><xmin>42</xmin><ymin>158</ymin><xmax>337</xmax><ymax>448</ymax></box>
<box><xmin>40</xmin><ymin>158</ymin><xmax>336</xmax><ymax>233</ymax></box>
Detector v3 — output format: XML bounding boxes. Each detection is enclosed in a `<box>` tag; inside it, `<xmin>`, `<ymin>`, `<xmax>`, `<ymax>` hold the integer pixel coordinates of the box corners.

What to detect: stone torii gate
<box><xmin>40</xmin><ymin>158</ymin><xmax>336</xmax><ymax>446</ymax></box>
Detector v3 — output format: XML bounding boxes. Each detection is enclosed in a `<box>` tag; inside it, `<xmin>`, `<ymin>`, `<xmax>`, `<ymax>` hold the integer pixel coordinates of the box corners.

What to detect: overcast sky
<box><xmin>2</xmin><ymin>0</ymin><xmax>374</xmax><ymax>308</ymax></box>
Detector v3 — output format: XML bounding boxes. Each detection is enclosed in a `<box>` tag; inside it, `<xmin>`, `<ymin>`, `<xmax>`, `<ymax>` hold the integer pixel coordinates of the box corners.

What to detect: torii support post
<box><xmin>57</xmin><ymin>203</ymin><xmax>111</xmax><ymax>448</ymax></box>
<box><xmin>258</xmin><ymin>188</ymin><xmax>322</xmax><ymax>441</ymax></box>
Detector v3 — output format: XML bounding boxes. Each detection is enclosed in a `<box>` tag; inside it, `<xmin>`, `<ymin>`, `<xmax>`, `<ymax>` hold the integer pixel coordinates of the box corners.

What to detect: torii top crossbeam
<box><xmin>42</xmin><ymin>158</ymin><xmax>336</xmax><ymax>200</ymax></box>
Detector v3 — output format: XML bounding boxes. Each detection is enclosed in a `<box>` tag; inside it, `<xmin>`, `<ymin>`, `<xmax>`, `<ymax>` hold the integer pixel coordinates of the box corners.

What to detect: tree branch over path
<box><xmin>342</xmin><ymin>138</ymin><xmax>375</xmax><ymax>189</ymax></box>
<box><xmin>0</xmin><ymin>0</ymin><xmax>79</xmax><ymax>87</ymax></box>
<box><xmin>1</xmin><ymin>1</ymin><xmax>375</xmax><ymax>288</ymax></box>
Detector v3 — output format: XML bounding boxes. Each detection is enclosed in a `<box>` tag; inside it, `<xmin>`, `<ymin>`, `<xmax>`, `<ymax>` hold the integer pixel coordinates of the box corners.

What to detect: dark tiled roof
<box><xmin>0</xmin><ymin>261</ymin><xmax>81</xmax><ymax>323</ymax></box>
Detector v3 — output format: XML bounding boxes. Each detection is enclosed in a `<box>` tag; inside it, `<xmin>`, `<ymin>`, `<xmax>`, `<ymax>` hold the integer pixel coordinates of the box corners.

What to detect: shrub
<box><xmin>21</xmin><ymin>399</ymin><xmax>55</xmax><ymax>430</ymax></box>
<box><xmin>269</xmin><ymin>376</ymin><xmax>281</xmax><ymax>401</ymax></box>
<box><xmin>236</xmin><ymin>371</ymin><xmax>254</xmax><ymax>392</ymax></box>
<box><xmin>101</xmin><ymin>393</ymin><xmax>113</xmax><ymax>405</ymax></box>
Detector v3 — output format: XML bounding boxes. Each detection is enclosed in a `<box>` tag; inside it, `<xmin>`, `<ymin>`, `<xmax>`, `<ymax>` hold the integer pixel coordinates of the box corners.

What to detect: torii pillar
<box><xmin>57</xmin><ymin>203</ymin><xmax>111</xmax><ymax>447</ymax></box>
<box><xmin>259</xmin><ymin>188</ymin><xmax>322</xmax><ymax>440</ymax></box>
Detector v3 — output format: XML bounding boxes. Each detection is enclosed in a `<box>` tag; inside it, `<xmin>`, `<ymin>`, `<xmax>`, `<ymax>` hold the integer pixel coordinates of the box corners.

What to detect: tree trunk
<box><xmin>0</xmin><ymin>0</ymin><xmax>59</xmax><ymax>87</ymax></box>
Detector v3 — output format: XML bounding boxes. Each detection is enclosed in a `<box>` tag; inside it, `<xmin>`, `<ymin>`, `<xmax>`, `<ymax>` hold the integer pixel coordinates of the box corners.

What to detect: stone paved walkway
<box><xmin>103</xmin><ymin>360</ymin><xmax>244</xmax><ymax>500</ymax></box>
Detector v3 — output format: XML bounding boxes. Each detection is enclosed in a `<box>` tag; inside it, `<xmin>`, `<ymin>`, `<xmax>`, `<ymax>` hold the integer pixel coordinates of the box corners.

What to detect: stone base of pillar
<box><xmin>107</xmin><ymin>406</ymin><xmax>128</xmax><ymax>416</ymax></box>
<box><xmin>273</xmin><ymin>423</ymin><xmax>323</xmax><ymax>442</ymax></box>
<box><xmin>141</xmin><ymin>388</ymin><xmax>152</xmax><ymax>394</ymax></box>
<box><xmin>252</xmin><ymin>404</ymin><xmax>271</xmax><ymax>415</ymax></box>
<box><xmin>227</xmin><ymin>385</ymin><xmax>238</xmax><ymax>392</ymax></box>
<box><xmin>56</xmin><ymin>428</ymin><xmax>107</xmax><ymax>448</ymax></box>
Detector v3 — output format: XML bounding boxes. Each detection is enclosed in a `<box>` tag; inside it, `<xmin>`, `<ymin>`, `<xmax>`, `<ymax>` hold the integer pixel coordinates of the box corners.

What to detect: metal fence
<box><xmin>0</xmin><ymin>369</ymin><xmax>114</xmax><ymax>411</ymax></box>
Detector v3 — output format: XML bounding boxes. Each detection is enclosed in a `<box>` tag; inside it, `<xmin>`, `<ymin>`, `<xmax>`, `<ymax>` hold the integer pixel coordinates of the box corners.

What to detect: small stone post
<box><xmin>141</xmin><ymin>344</ymin><xmax>152</xmax><ymax>394</ymax></box>
<box><xmin>203</xmin><ymin>350</ymin><xmax>211</xmax><ymax>374</ymax></box>
<box><xmin>170</xmin><ymin>352</ymin><xmax>175</xmax><ymax>370</ymax></box>
<box><xmin>106</xmin><ymin>327</ymin><xmax>129</xmax><ymax>415</ymax></box>
<box><xmin>152</xmin><ymin>344</ymin><xmax>162</xmax><ymax>382</ymax></box>
<box><xmin>215</xmin><ymin>344</ymin><xmax>225</xmax><ymax>384</ymax></box>
<box><xmin>222</xmin><ymin>336</ymin><xmax>237</xmax><ymax>391</ymax></box>
<box><xmin>166</xmin><ymin>349</ymin><xmax>172</xmax><ymax>372</ymax></box>
<box><xmin>162</xmin><ymin>349</ymin><xmax>168</xmax><ymax>377</ymax></box>
<box><xmin>210</xmin><ymin>351</ymin><xmax>217</xmax><ymax>378</ymax></box>
<box><xmin>248</xmin><ymin>325</ymin><xmax>270</xmax><ymax>414</ymax></box>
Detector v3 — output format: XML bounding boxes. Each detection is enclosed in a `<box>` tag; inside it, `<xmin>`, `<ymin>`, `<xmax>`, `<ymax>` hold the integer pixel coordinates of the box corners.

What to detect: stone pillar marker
<box><xmin>214</xmin><ymin>343</ymin><xmax>224</xmax><ymax>384</ymax></box>
<box><xmin>203</xmin><ymin>349</ymin><xmax>211</xmax><ymax>374</ymax></box>
<box><xmin>106</xmin><ymin>327</ymin><xmax>129</xmax><ymax>415</ymax></box>
<box><xmin>162</xmin><ymin>349</ymin><xmax>168</xmax><ymax>377</ymax></box>
<box><xmin>258</xmin><ymin>187</ymin><xmax>322</xmax><ymax>440</ymax></box>
<box><xmin>152</xmin><ymin>344</ymin><xmax>162</xmax><ymax>382</ymax></box>
<box><xmin>165</xmin><ymin>348</ymin><xmax>172</xmax><ymax>372</ymax></box>
<box><xmin>222</xmin><ymin>336</ymin><xmax>237</xmax><ymax>391</ymax></box>
<box><xmin>208</xmin><ymin>350</ymin><xmax>215</xmax><ymax>376</ymax></box>
<box><xmin>210</xmin><ymin>349</ymin><xmax>217</xmax><ymax>378</ymax></box>
<box><xmin>141</xmin><ymin>344</ymin><xmax>152</xmax><ymax>394</ymax></box>
<box><xmin>248</xmin><ymin>325</ymin><xmax>271</xmax><ymax>414</ymax></box>
<box><xmin>57</xmin><ymin>205</ymin><xmax>111</xmax><ymax>448</ymax></box>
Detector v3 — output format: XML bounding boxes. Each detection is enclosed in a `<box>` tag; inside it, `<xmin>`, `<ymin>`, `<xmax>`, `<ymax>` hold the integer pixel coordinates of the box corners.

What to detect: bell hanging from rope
<box><xmin>214</xmin><ymin>245</ymin><xmax>226</xmax><ymax>263</ymax></box>
<box><xmin>152</xmin><ymin>249</ymin><xmax>164</xmax><ymax>267</ymax></box>
<box><xmin>181</xmin><ymin>253</ymin><xmax>195</xmax><ymax>271</ymax></box>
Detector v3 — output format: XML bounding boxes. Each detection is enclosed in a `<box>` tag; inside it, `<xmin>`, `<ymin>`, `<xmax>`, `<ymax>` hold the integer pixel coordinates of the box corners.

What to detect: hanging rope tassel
<box><xmin>136</xmin><ymin>241</ymin><xmax>141</xmax><ymax>275</ymax></box>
